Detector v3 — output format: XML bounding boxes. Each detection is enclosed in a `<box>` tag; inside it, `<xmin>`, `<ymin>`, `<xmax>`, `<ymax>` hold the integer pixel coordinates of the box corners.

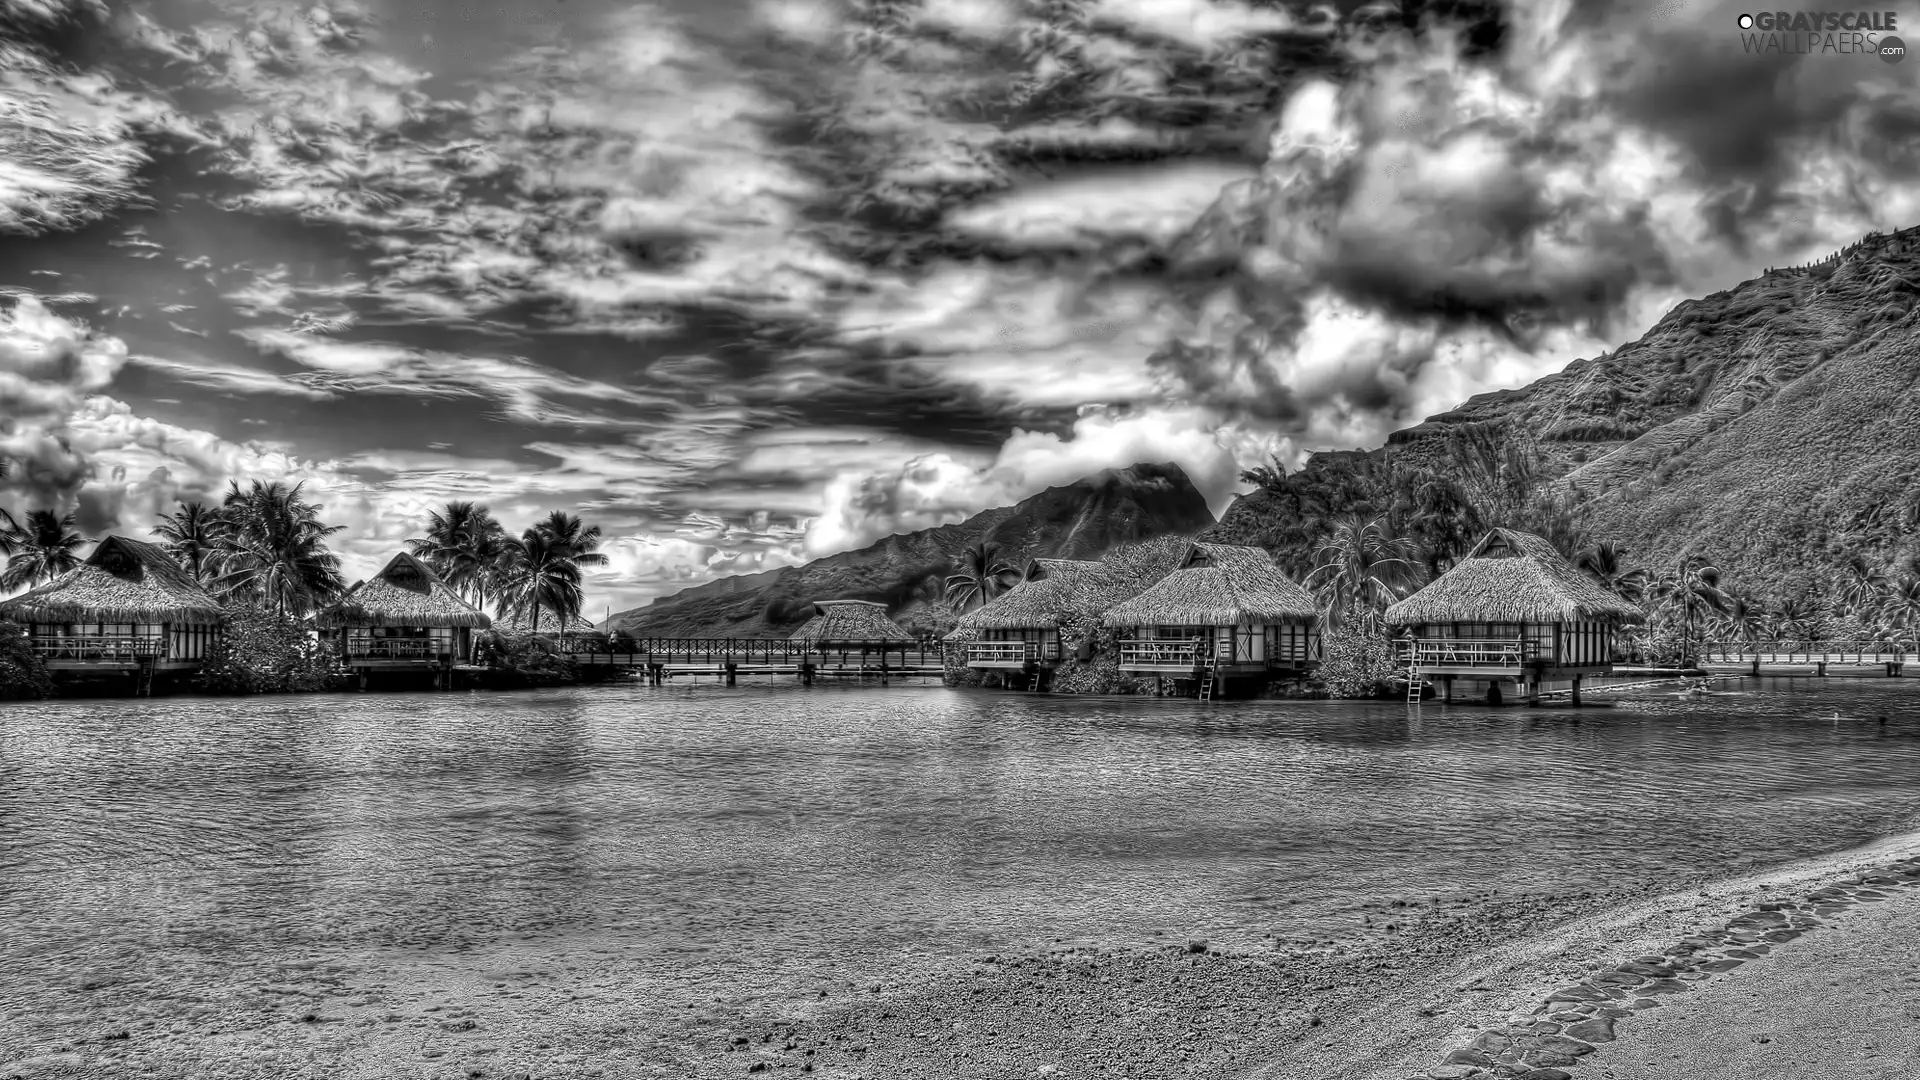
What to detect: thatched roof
<box><xmin>313</xmin><ymin>552</ymin><xmax>492</xmax><ymax>629</ymax></box>
<box><xmin>947</xmin><ymin>559</ymin><xmax>1108</xmax><ymax>635</ymax></box>
<box><xmin>0</xmin><ymin>535</ymin><xmax>224</xmax><ymax>625</ymax></box>
<box><xmin>788</xmin><ymin>599</ymin><xmax>915</xmax><ymax>644</ymax></box>
<box><xmin>1383</xmin><ymin>528</ymin><xmax>1645</xmax><ymax>627</ymax></box>
<box><xmin>1102</xmin><ymin>542</ymin><xmax>1316</xmax><ymax>627</ymax></box>
<box><xmin>491</xmin><ymin>607</ymin><xmax>598</xmax><ymax>636</ymax></box>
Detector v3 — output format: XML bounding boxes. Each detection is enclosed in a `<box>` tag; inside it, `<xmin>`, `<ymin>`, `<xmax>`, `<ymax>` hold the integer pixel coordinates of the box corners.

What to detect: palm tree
<box><xmin>152</xmin><ymin>500</ymin><xmax>224</xmax><ymax>583</ymax></box>
<box><xmin>1648</xmin><ymin>556</ymin><xmax>1727</xmax><ymax>662</ymax></box>
<box><xmin>406</xmin><ymin>502</ymin><xmax>510</xmax><ymax>607</ymax></box>
<box><xmin>210</xmin><ymin>480</ymin><xmax>346</xmax><ymax>615</ymax></box>
<box><xmin>1881</xmin><ymin>575</ymin><xmax>1920</xmax><ymax>649</ymax></box>
<box><xmin>943</xmin><ymin>541</ymin><xmax>1018</xmax><ymax>613</ymax></box>
<box><xmin>1837</xmin><ymin>553</ymin><xmax>1888</xmax><ymax>614</ymax></box>
<box><xmin>1576</xmin><ymin>540</ymin><xmax>1649</xmax><ymax>605</ymax></box>
<box><xmin>1711</xmin><ymin>594</ymin><xmax>1765</xmax><ymax>650</ymax></box>
<box><xmin>1305</xmin><ymin>514</ymin><xmax>1422</xmax><ymax>631</ymax></box>
<box><xmin>529</xmin><ymin>510</ymin><xmax>610</xmax><ymax>572</ymax></box>
<box><xmin>1767</xmin><ymin>595</ymin><xmax>1817</xmax><ymax>645</ymax></box>
<box><xmin>494</xmin><ymin>529</ymin><xmax>584</xmax><ymax>635</ymax></box>
<box><xmin>0</xmin><ymin>508</ymin><xmax>87</xmax><ymax>591</ymax></box>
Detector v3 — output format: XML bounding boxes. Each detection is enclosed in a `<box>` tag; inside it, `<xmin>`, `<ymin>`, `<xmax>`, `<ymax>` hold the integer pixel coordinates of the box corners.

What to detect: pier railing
<box><xmin>1698</xmin><ymin>641</ymin><xmax>1910</xmax><ymax>663</ymax></box>
<box><xmin>573</xmin><ymin>638</ymin><xmax>943</xmax><ymax>666</ymax></box>
<box><xmin>30</xmin><ymin>635</ymin><xmax>167</xmax><ymax>661</ymax></box>
<box><xmin>1395</xmin><ymin>638</ymin><xmax>1534</xmax><ymax>668</ymax></box>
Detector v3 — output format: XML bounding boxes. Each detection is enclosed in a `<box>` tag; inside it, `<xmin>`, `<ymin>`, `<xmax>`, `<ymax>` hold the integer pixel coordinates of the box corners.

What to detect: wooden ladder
<box><xmin>1405</xmin><ymin>658</ymin><xmax>1422</xmax><ymax>705</ymax></box>
<box><xmin>136</xmin><ymin>661</ymin><xmax>155</xmax><ymax>698</ymax></box>
<box><xmin>1198</xmin><ymin>655</ymin><xmax>1220</xmax><ymax>702</ymax></box>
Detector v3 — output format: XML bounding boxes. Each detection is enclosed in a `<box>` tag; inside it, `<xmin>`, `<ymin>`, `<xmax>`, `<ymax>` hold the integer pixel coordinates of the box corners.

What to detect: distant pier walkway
<box><xmin>564</xmin><ymin>638</ymin><xmax>944</xmax><ymax>685</ymax></box>
<box><xmin>1698</xmin><ymin>641</ymin><xmax>1912</xmax><ymax>677</ymax></box>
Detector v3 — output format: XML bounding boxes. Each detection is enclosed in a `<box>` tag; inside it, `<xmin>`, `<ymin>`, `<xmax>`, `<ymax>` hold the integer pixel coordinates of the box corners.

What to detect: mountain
<box><xmin>607</xmin><ymin>462</ymin><xmax>1217</xmax><ymax>638</ymax></box>
<box><xmin>1206</xmin><ymin>227</ymin><xmax>1920</xmax><ymax>598</ymax></box>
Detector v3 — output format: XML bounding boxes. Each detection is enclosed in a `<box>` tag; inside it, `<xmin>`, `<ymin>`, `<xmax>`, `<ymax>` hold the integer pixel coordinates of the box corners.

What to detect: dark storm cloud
<box><xmin>1146</xmin><ymin>338</ymin><xmax>1307</xmax><ymax>422</ymax></box>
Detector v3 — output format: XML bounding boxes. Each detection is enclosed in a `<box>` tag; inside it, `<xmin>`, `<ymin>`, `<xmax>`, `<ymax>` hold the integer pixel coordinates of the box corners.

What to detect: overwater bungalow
<box><xmin>314</xmin><ymin>553</ymin><xmax>490</xmax><ymax>686</ymax></box>
<box><xmin>1382</xmin><ymin>528</ymin><xmax>1644</xmax><ymax>705</ymax></box>
<box><xmin>0</xmin><ymin>535</ymin><xmax>223</xmax><ymax>693</ymax></box>
<box><xmin>492</xmin><ymin>607</ymin><xmax>599</xmax><ymax>642</ymax></box>
<box><xmin>1101</xmin><ymin>542</ymin><xmax>1321</xmax><ymax>689</ymax></box>
<box><xmin>945</xmin><ymin>558</ymin><xmax>1107</xmax><ymax>672</ymax></box>
<box><xmin>788</xmin><ymin>599</ymin><xmax>915</xmax><ymax>651</ymax></box>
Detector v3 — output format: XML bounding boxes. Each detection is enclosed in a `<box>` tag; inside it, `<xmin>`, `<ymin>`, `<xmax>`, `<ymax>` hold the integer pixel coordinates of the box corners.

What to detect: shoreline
<box><xmin>1255</xmin><ymin>828</ymin><xmax>1920</xmax><ymax>1080</ymax></box>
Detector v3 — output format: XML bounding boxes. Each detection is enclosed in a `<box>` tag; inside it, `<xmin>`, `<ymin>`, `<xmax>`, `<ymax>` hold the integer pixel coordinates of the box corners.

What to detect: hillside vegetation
<box><xmin>1209</xmin><ymin>227</ymin><xmax>1920</xmax><ymax>605</ymax></box>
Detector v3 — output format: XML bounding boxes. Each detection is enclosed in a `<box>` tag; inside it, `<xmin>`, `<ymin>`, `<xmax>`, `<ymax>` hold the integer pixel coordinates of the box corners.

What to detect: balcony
<box><xmin>1118</xmin><ymin>639</ymin><xmax>1203</xmax><ymax>669</ymax></box>
<box><xmin>1396</xmin><ymin>638</ymin><xmax>1534</xmax><ymax>670</ymax></box>
<box><xmin>31</xmin><ymin>635</ymin><xmax>167</xmax><ymax>662</ymax></box>
<box><xmin>345</xmin><ymin>638</ymin><xmax>447</xmax><ymax>661</ymax></box>
<box><xmin>966</xmin><ymin>640</ymin><xmax>1039</xmax><ymax>667</ymax></box>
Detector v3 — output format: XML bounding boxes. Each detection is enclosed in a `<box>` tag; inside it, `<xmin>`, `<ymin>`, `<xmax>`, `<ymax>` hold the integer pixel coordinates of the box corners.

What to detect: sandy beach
<box><xmin>1583</xmin><ymin>883</ymin><xmax>1920</xmax><ymax>1080</ymax></box>
<box><xmin>10</xmin><ymin>842</ymin><xmax>1920</xmax><ymax>1080</ymax></box>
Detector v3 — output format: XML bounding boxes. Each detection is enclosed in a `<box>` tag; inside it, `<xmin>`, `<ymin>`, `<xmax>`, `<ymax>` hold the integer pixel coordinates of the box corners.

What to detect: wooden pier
<box><xmin>1698</xmin><ymin>642</ymin><xmax>1911</xmax><ymax>678</ymax></box>
<box><xmin>561</xmin><ymin>637</ymin><xmax>945</xmax><ymax>686</ymax></box>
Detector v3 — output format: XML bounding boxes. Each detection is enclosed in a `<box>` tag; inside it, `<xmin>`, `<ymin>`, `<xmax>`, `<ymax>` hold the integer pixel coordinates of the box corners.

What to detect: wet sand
<box><xmin>1582</xmin><ymin>883</ymin><xmax>1920</xmax><ymax>1080</ymax></box>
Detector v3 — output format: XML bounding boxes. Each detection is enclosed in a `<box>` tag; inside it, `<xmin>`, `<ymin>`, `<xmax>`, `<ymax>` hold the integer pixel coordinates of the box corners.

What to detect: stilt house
<box><xmin>1382</xmin><ymin>528</ymin><xmax>1644</xmax><ymax>704</ymax></box>
<box><xmin>1101</xmin><ymin>542</ymin><xmax>1321</xmax><ymax>680</ymax></box>
<box><xmin>0</xmin><ymin>535</ymin><xmax>223</xmax><ymax>688</ymax></box>
<box><xmin>314</xmin><ymin>553</ymin><xmax>490</xmax><ymax>680</ymax></box>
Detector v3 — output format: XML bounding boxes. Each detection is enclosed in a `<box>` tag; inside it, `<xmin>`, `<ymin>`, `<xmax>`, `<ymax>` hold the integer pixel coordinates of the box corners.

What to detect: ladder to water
<box><xmin>1405</xmin><ymin>659</ymin><xmax>1422</xmax><ymax>705</ymax></box>
<box><xmin>136</xmin><ymin>661</ymin><xmax>155</xmax><ymax>698</ymax></box>
<box><xmin>1198</xmin><ymin>655</ymin><xmax>1220</xmax><ymax>702</ymax></box>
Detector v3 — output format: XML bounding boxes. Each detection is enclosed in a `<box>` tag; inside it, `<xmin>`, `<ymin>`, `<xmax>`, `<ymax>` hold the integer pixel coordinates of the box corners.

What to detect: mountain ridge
<box><xmin>606</xmin><ymin>462</ymin><xmax>1217</xmax><ymax>638</ymax></box>
<box><xmin>1206</xmin><ymin>225</ymin><xmax>1920</xmax><ymax>597</ymax></box>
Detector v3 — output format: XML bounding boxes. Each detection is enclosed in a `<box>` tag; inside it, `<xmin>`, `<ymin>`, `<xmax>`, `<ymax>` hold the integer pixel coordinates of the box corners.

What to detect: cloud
<box><xmin>0</xmin><ymin>31</ymin><xmax>174</xmax><ymax>236</ymax></box>
<box><xmin>945</xmin><ymin>161</ymin><xmax>1258</xmax><ymax>251</ymax></box>
<box><xmin>0</xmin><ymin>296</ymin><xmax>129</xmax><ymax>503</ymax></box>
<box><xmin>801</xmin><ymin>405</ymin><xmax>1247</xmax><ymax>557</ymax></box>
<box><xmin>1086</xmin><ymin>0</ymin><xmax>1308</xmax><ymax>50</ymax></box>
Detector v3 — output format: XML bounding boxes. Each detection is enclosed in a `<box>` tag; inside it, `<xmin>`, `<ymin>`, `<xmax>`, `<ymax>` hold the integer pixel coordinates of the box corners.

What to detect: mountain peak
<box><xmin>607</xmin><ymin>460</ymin><xmax>1216</xmax><ymax>637</ymax></box>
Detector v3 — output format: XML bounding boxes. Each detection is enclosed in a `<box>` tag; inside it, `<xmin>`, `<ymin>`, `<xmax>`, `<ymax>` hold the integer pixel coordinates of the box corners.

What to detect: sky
<box><xmin>2</xmin><ymin>0</ymin><xmax>1918</xmax><ymax>617</ymax></box>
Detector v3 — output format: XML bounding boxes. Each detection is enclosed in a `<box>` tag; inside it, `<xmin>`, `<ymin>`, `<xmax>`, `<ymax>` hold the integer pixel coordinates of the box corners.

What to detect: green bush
<box><xmin>195</xmin><ymin>605</ymin><xmax>332</xmax><ymax>695</ymax></box>
<box><xmin>0</xmin><ymin>620</ymin><xmax>54</xmax><ymax>700</ymax></box>
<box><xmin>474</xmin><ymin>631</ymin><xmax>579</xmax><ymax>686</ymax></box>
<box><xmin>1316</xmin><ymin>626</ymin><xmax>1400</xmax><ymax>698</ymax></box>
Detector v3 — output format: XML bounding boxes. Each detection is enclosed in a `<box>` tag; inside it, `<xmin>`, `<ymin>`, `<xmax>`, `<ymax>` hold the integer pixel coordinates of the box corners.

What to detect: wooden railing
<box><xmin>1396</xmin><ymin>638</ymin><xmax>1534</xmax><ymax>668</ymax></box>
<box><xmin>1118</xmin><ymin>639</ymin><xmax>1205</xmax><ymax>667</ymax></box>
<box><xmin>31</xmin><ymin>635</ymin><xmax>167</xmax><ymax>661</ymax></box>
<box><xmin>346</xmin><ymin>638</ymin><xmax>445</xmax><ymax>660</ymax></box>
<box><xmin>577</xmin><ymin>638</ymin><xmax>943</xmax><ymax>665</ymax></box>
<box><xmin>966</xmin><ymin>641</ymin><xmax>1038</xmax><ymax>665</ymax></box>
<box><xmin>1699</xmin><ymin>641</ymin><xmax>1911</xmax><ymax>662</ymax></box>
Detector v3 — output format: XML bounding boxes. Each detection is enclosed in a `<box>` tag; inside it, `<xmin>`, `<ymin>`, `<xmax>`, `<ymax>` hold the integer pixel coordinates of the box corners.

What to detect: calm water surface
<box><xmin>4</xmin><ymin>679</ymin><xmax>1920</xmax><ymax>1028</ymax></box>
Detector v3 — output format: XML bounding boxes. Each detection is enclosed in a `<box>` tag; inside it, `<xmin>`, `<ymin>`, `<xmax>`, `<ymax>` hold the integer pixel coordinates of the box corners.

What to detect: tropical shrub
<box><xmin>1316</xmin><ymin>626</ymin><xmax>1400</xmax><ymax>698</ymax></box>
<box><xmin>473</xmin><ymin>631</ymin><xmax>579</xmax><ymax>687</ymax></box>
<box><xmin>1049</xmin><ymin>616</ymin><xmax>1155</xmax><ymax>695</ymax></box>
<box><xmin>0</xmin><ymin>620</ymin><xmax>54</xmax><ymax>700</ymax></box>
<box><xmin>195</xmin><ymin>605</ymin><xmax>332</xmax><ymax>694</ymax></box>
<box><xmin>940</xmin><ymin>630</ymin><xmax>986</xmax><ymax>688</ymax></box>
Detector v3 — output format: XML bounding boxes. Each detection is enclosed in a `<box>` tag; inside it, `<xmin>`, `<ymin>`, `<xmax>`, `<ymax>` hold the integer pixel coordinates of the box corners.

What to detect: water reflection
<box><xmin>2</xmin><ymin>679</ymin><xmax>1919</xmax><ymax>1019</ymax></box>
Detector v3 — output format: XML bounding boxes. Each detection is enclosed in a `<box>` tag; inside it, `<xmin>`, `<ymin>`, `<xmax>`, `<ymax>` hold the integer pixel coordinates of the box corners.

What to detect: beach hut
<box><xmin>787</xmin><ymin>599</ymin><xmax>915</xmax><ymax>649</ymax></box>
<box><xmin>491</xmin><ymin>607</ymin><xmax>598</xmax><ymax>641</ymax></box>
<box><xmin>944</xmin><ymin>558</ymin><xmax>1105</xmax><ymax>670</ymax></box>
<box><xmin>1101</xmin><ymin>542</ymin><xmax>1321</xmax><ymax>687</ymax></box>
<box><xmin>0</xmin><ymin>535</ymin><xmax>223</xmax><ymax>691</ymax></box>
<box><xmin>313</xmin><ymin>552</ymin><xmax>490</xmax><ymax>684</ymax></box>
<box><xmin>1382</xmin><ymin>528</ymin><xmax>1644</xmax><ymax>705</ymax></box>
